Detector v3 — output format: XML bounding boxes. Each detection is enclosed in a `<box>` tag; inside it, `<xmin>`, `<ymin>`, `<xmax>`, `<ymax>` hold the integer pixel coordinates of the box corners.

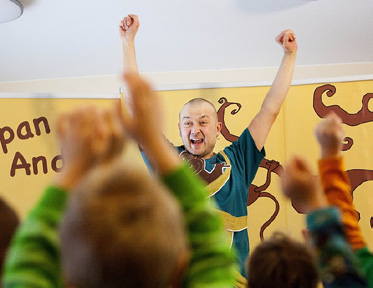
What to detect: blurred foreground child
<box><xmin>2</xmin><ymin>73</ymin><xmax>237</xmax><ymax>288</ymax></box>
<box><xmin>246</xmin><ymin>114</ymin><xmax>369</xmax><ymax>288</ymax></box>
<box><xmin>315</xmin><ymin>112</ymin><xmax>373</xmax><ymax>287</ymax></box>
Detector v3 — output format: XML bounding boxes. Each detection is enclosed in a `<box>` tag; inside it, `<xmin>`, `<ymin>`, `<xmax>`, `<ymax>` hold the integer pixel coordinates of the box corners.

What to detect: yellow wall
<box><xmin>0</xmin><ymin>98</ymin><xmax>147</xmax><ymax>219</ymax></box>
<box><xmin>0</xmin><ymin>79</ymin><xmax>372</xmax><ymax>252</ymax></box>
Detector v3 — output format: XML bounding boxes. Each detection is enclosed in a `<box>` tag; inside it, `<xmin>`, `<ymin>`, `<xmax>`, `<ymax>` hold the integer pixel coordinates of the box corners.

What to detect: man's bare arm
<box><xmin>248</xmin><ymin>29</ymin><xmax>297</xmax><ymax>151</ymax></box>
<box><xmin>119</xmin><ymin>14</ymin><xmax>140</xmax><ymax>113</ymax></box>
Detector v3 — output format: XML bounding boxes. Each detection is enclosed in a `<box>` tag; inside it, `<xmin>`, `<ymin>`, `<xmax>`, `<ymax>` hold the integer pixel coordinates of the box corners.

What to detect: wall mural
<box><xmin>313</xmin><ymin>84</ymin><xmax>373</xmax><ymax>229</ymax></box>
<box><xmin>215</xmin><ymin>85</ymin><xmax>373</xmax><ymax>242</ymax></box>
<box><xmin>0</xmin><ymin>81</ymin><xmax>371</xmax><ymax>249</ymax></box>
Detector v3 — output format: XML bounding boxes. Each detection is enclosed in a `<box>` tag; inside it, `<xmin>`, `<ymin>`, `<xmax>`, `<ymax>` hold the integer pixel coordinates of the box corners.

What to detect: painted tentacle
<box><xmin>258</xmin><ymin>192</ymin><xmax>280</xmax><ymax>241</ymax></box>
<box><xmin>217</xmin><ymin>97</ymin><xmax>241</xmax><ymax>142</ymax></box>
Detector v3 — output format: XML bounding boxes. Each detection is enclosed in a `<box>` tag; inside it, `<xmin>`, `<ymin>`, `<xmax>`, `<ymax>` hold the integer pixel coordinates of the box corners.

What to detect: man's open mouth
<box><xmin>191</xmin><ymin>139</ymin><xmax>203</xmax><ymax>145</ymax></box>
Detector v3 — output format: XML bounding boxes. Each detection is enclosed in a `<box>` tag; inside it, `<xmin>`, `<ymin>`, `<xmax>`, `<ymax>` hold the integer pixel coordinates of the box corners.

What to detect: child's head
<box><xmin>60</xmin><ymin>161</ymin><xmax>189</xmax><ymax>288</ymax></box>
<box><xmin>0</xmin><ymin>197</ymin><xmax>19</xmax><ymax>274</ymax></box>
<box><xmin>247</xmin><ymin>232</ymin><xmax>318</xmax><ymax>288</ymax></box>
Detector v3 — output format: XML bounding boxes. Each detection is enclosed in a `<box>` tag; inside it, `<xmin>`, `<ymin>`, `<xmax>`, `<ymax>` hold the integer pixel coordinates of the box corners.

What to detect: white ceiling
<box><xmin>1</xmin><ymin>0</ymin><xmax>373</xmax><ymax>83</ymax></box>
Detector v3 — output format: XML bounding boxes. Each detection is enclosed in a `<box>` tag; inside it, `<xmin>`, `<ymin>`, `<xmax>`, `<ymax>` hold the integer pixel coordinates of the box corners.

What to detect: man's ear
<box><xmin>216</xmin><ymin>122</ymin><xmax>223</xmax><ymax>137</ymax></box>
<box><xmin>170</xmin><ymin>250</ymin><xmax>190</xmax><ymax>288</ymax></box>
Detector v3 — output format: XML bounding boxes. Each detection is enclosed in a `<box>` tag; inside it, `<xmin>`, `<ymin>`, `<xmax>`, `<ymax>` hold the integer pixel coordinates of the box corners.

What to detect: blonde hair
<box><xmin>60</xmin><ymin>162</ymin><xmax>187</xmax><ymax>288</ymax></box>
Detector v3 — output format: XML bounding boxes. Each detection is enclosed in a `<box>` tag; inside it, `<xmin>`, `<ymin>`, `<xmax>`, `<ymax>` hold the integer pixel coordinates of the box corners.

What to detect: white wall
<box><xmin>0</xmin><ymin>63</ymin><xmax>372</xmax><ymax>96</ymax></box>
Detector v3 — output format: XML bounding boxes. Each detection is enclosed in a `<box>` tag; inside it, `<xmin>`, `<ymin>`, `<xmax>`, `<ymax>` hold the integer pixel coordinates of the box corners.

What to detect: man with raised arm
<box><xmin>120</xmin><ymin>14</ymin><xmax>297</xmax><ymax>284</ymax></box>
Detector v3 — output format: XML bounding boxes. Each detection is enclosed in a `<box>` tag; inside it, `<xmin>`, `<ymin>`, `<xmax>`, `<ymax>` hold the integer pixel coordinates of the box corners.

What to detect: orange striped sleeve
<box><xmin>318</xmin><ymin>157</ymin><xmax>366</xmax><ymax>250</ymax></box>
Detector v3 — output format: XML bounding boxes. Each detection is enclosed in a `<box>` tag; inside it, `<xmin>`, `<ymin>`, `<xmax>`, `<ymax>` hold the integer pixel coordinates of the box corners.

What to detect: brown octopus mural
<box><xmin>314</xmin><ymin>84</ymin><xmax>373</xmax><ymax>229</ymax></box>
<box><xmin>216</xmin><ymin>86</ymin><xmax>373</xmax><ymax>242</ymax></box>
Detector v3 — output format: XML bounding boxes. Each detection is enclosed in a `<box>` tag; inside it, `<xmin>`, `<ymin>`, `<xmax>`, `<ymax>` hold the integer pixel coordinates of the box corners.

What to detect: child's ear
<box><xmin>170</xmin><ymin>249</ymin><xmax>190</xmax><ymax>288</ymax></box>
